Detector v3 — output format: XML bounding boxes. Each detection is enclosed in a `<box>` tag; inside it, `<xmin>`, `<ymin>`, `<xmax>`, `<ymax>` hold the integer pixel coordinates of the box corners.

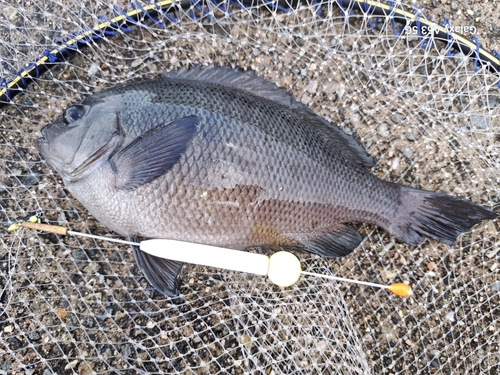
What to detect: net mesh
<box><xmin>1</xmin><ymin>0</ymin><xmax>499</xmax><ymax>374</ymax></box>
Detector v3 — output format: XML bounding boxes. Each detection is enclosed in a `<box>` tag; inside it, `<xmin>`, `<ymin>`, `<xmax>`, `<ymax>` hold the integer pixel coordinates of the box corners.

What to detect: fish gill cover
<box><xmin>0</xmin><ymin>0</ymin><xmax>499</xmax><ymax>374</ymax></box>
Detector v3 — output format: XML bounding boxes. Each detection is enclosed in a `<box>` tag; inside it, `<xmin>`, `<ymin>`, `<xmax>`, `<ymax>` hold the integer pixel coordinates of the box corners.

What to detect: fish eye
<box><xmin>63</xmin><ymin>105</ymin><xmax>85</xmax><ymax>125</ymax></box>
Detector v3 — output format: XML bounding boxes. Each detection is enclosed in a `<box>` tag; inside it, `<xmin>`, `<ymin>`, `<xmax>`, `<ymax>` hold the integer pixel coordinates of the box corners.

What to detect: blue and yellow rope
<box><xmin>0</xmin><ymin>0</ymin><xmax>182</xmax><ymax>106</ymax></box>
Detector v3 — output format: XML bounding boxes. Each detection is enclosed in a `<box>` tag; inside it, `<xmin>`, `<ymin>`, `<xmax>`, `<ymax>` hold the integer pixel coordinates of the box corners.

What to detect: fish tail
<box><xmin>389</xmin><ymin>187</ymin><xmax>497</xmax><ymax>246</ymax></box>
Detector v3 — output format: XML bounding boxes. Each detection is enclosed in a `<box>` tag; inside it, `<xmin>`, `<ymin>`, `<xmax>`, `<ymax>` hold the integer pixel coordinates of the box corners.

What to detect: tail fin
<box><xmin>389</xmin><ymin>187</ymin><xmax>497</xmax><ymax>246</ymax></box>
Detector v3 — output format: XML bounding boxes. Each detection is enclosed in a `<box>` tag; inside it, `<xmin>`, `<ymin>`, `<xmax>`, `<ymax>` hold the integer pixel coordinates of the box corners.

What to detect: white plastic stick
<box><xmin>140</xmin><ymin>239</ymin><xmax>269</xmax><ymax>276</ymax></box>
<box><xmin>17</xmin><ymin>222</ymin><xmax>411</xmax><ymax>295</ymax></box>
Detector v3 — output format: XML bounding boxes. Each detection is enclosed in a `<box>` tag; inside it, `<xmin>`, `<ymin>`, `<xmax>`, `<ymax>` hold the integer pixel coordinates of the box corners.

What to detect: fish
<box><xmin>37</xmin><ymin>65</ymin><xmax>497</xmax><ymax>296</ymax></box>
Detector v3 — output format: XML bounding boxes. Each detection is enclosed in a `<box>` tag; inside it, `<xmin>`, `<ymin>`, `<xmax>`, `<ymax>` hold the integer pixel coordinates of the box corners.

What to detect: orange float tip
<box><xmin>388</xmin><ymin>283</ymin><xmax>412</xmax><ymax>297</ymax></box>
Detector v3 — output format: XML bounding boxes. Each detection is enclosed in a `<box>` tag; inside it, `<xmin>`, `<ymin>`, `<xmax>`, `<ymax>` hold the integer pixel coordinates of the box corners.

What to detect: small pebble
<box><xmin>323</xmin><ymin>81</ymin><xmax>345</xmax><ymax>99</ymax></box>
<box><xmin>390</xmin><ymin>113</ymin><xmax>406</xmax><ymax>124</ymax></box>
<box><xmin>294</xmin><ymin>37</ymin><xmax>305</xmax><ymax>47</ymax></box>
<box><xmin>471</xmin><ymin>115</ymin><xmax>489</xmax><ymax>129</ymax></box>
<box><xmin>56</xmin><ymin>307</ymin><xmax>68</xmax><ymax>319</ymax></box>
<box><xmin>378</xmin><ymin>240</ymin><xmax>395</xmax><ymax>256</ymax></box>
<box><xmin>391</xmin><ymin>158</ymin><xmax>400</xmax><ymax>170</ymax></box>
<box><xmin>134</xmin><ymin>329</ymin><xmax>146</xmax><ymax>337</ymax></box>
<box><xmin>305</xmin><ymin>80</ymin><xmax>318</xmax><ymax>94</ymax></box>
<box><xmin>316</xmin><ymin>340</ymin><xmax>327</xmax><ymax>350</ymax></box>
<box><xmin>450</xmin><ymin>0</ymin><xmax>458</xmax><ymax>10</ymax></box>
<box><xmin>241</xmin><ymin>334</ymin><xmax>252</xmax><ymax>349</ymax></box>
<box><xmin>400</xmin><ymin>146</ymin><xmax>413</xmax><ymax>159</ymax></box>
<box><xmin>300</xmin><ymin>92</ymin><xmax>312</xmax><ymax>105</ymax></box>
<box><xmin>380</xmin><ymin>269</ymin><xmax>398</xmax><ymax>281</ymax></box>
<box><xmin>83</xmin><ymin>262</ymin><xmax>99</xmax><ymax>274</ymax></box>
<box><xmin>19</xmin><ymin>173</ymin><xmax>41</xmax><ymax>188</ymax></box>
<box><xmin>377</xmin><ymin>122</ymin><xmax>390</xmax><ymax>137</ymax></box>
<box><xmin>406</xmin><ymin>132</ymin><xmax>416</xmax><ymax>141</ymax></box>
<box><xmin>130</xmin><ymin>59</ymin><xmax>143</xmax><ymax>68</ymax></box>
<box><xmin>492</xmin><ymin>24</ymin><xmax>500</xmax><ymax>37</ymax></box>
<box><xmin>3</xmin><ymin>325</ymin><xmax>13</xmax><ymax>333</ymax></box>
<box><xmin>6</xmin><ymin>336</ymin><xmax>21</xmax><ymax>349</ymax></box>
<box><xmin>442</xmin><ymin>100</ymin><xmax>452</xmax><ymax>110</ymax></box>
<box><xmin>427</xmin><ymin>262</ymin><xmax>436</xmax><ymax>271</ymax></box>
<box><xmin>65</xmin><ymin>360</ymin><xmax>79</xmax><ymax>371</ymax></box>
<box><xmin>350</xmin><ymin>111</ymin><xmax>361</xmax><ymax>125</ymax></box>
<box><xmin>57</xmin><ymin>210</ymin><xmax>68</xmax><ymax>227</ymax></box>
<box><xmin>445</xmin><ymin>311</ymin><xmax>455</xmax><ymax>322</ymax></box>
<box><xmin>453</xmin><ymin>52</ymin><xmax>467</xmax><ymax>66</ymax></box>
<box><xmin>78</xmin><ymin>363</ymin><xmax>93</xmax><ymax>375</ymax></box>
<box><xmin>490</xmin><ymin>281</ymin><xmax>500</xmax><ymax>292</ymax></box>
<box><xmin>28</xmin><ymin>331</ymin><xmax>40</xmax><ymax>341</ymax></box>
<box><xmin>487</xmin><ymin>221</ymin><xmax>496</xmax><ymax>237</ymax></box>
<box><xmin>4</xmin><ymin>7</ymin><xmax>18</xmax><ymax>21</ymax></box>
<box><xmin>485</xmin><ymin>248</ymin><xmax>499</xmax><ymax>259</ymax></box>
<box><xmin>71</xmin><ymin>249</ymin><xmax>87</xmax><ymax>261</ymax></box>
<box><xmin>88</xmin><ymin>63</ymin><xmax>99</xmax><ymax>76</ymax></box>
<box><xmin>486</xmin><ymin>95</ymin><xmax>498</xmax><ymax>108</ymax></box>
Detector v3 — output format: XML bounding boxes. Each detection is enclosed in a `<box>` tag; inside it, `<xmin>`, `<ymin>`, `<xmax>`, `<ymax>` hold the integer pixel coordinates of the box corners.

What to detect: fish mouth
<box><xmin>65</xmin><ymin>133</ymin><xmax>122</xmax><ymax>181</ymax></box>
<box><xmin>36</xmin><ymin>127</ymin><xmax>49</xmax><ymax>147</ymax></box>
<box><xmin>36</xmin><ymin>128</ymin><xmax>55</xmax><ymax>162</ymax></box>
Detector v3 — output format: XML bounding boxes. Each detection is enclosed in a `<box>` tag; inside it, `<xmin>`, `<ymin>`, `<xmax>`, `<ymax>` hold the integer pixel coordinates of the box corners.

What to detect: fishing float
<box><xmin>9</xmin><ymin>220</ymin><xmax>411</xmax><ymax>297</ymax></box>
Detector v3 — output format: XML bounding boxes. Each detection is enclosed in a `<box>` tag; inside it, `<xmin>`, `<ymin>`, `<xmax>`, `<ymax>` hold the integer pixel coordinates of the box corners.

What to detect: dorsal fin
<box><xmin>162</xmin><ymin>64</ymin><xmax>308</xmax><ymax>110</ymax></box>
<box><xmin>163</xmin><ymin>65</ymin><xmax>375</xmax><ymax>168</ymax></box>
<box><xmin>297</xmin><ymin>113</ymin><xmax>376</xmax><ymax>168</ymax></box>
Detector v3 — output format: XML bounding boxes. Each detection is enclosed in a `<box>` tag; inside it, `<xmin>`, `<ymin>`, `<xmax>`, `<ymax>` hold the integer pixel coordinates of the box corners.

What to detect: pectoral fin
<box><xmin>131</xmin><ymin>244</ymin><xmax>184</xmax><ymax>296</ymax></box>
<box><xmin>111</xmin><ymin>116</ymin><xmax>198</xmax><ymax>190</ymax></box>
<box><xmin>292</xmin><ymin>225</ymin><xmax>363</xmax><ymax>258</ymax></box>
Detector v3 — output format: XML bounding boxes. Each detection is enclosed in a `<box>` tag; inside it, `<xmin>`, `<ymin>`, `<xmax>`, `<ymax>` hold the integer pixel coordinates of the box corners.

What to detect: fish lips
<box><xmin>37</xmin><ymin>122</ymin><xmax>73</xmax><ymax>163</ymax></box>
<box><xmin>37</xmin><ymin>113</ymin><xmax>123</xmax><ymax>181</ymax></box>
<box><xmin>37</xmin><ymin>125</ymin><xmax>58</xmax><ymax>150</ymax></box>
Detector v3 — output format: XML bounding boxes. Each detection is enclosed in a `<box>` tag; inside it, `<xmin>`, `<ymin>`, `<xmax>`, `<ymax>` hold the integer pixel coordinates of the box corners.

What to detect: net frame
<box><xmin>1</xmin><ymin>0</ymin><xmax>498</xmax><ymax>374</ymax></box>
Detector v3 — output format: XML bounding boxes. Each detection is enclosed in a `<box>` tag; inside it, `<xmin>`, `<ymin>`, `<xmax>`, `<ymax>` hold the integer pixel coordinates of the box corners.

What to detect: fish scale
<box><xmin>37</xmin><ymin>65</ymin><xmax>497</xmax><ymax>296</ymax></box>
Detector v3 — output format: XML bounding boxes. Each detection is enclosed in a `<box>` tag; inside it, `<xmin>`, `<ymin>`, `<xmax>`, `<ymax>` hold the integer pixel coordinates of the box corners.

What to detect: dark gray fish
<box><xmin>37</xmin><ymin>66</ymin><xmax>497</xmax><ymax>296</ymax></box>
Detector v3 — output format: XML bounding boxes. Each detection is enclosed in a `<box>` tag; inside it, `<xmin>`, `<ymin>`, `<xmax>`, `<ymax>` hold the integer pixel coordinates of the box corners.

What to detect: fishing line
<box><xmin>9</xmin><ymin>220</ymin><xmax>411</xmax><ymax>297</ymax></box>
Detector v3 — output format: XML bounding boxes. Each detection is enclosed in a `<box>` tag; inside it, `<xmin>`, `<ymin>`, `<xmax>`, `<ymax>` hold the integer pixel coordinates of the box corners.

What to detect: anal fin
<box><xmin>130</xmin><ymin>239</ymin><xmax>184</xmax><ymax>296</ymax></box>
<box><xmin>292</xmin><ymin>225</ymin><xmax>363</xmax><ymax>258</ymax></box>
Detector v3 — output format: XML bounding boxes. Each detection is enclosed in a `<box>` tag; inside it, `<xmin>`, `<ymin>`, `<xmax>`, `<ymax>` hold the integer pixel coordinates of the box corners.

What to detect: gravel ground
<box><xmin>0</xmin><ymin>0</ymin><xmax>499</xmax><ymax>374</ymax></box>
